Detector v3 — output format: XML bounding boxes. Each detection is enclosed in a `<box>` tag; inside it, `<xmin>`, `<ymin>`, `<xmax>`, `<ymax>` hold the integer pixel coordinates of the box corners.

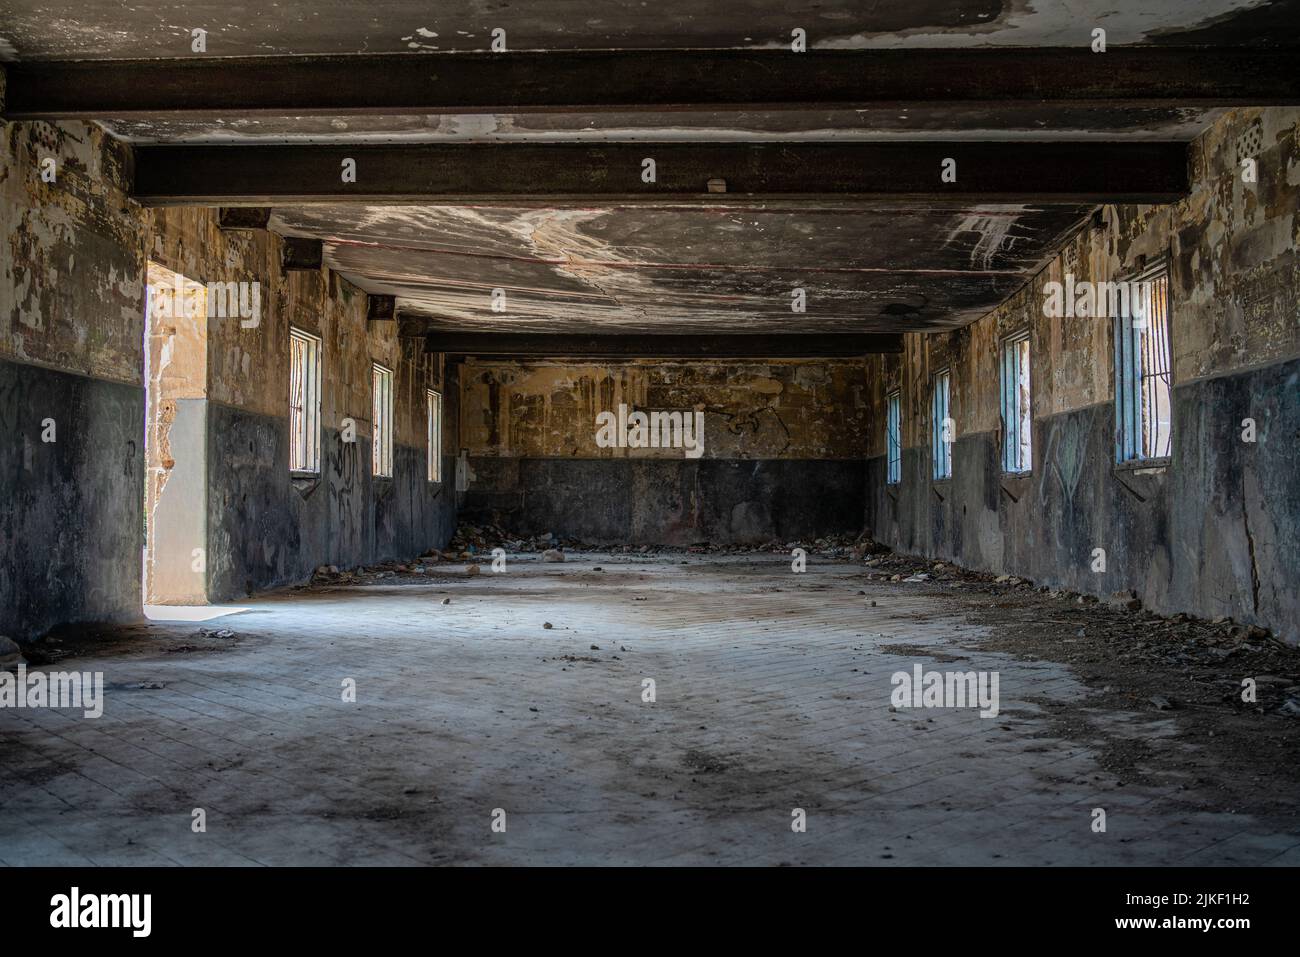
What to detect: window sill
<box><xmin>1113</xmin><ymin>459</ymin><xmax>1169</xmax><ymax>502</ymax></box>
<box><xmin>290</xmin><ymin>474</ymin><xmax>321</xmax><ymax>500</ymax></box>
<box><xmin>999</xmin><ymin>472</ymin><xmax>1032</xmax><ymax>503</ymax></box>
<box><xmin>1114</xmin><ymin>457</ymin><xmax>1170</xmax><ymax>475</ymax></box>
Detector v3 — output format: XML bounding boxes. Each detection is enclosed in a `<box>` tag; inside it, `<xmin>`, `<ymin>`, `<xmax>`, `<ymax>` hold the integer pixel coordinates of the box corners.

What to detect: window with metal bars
<box><xmin>931</xmin><ymin>369</ymin><xmax>952</xmax><ymax>480</ymax></box>
<box><xmin>427</xmin><ymin>389</ymin><xmax>442</xmax><ymax>483</ymax></box>
<box><xmin>372</xmin><ymin>363</ymin><xmax>394</xmax><ymax>477</ymax></box>
<box><xmin>1114</xmin><ymin>266</ymin><xmax>1172</xmax><ymax>463</ymax></box>
<box><xmin>886</xmin><ymin>390</ymin><xmax>902</xmax><ymax>485</ymax></box>
<box><xmin>288</xmin><ymin>328</ymin><xmax>321</xmax><ymax>473</ymax></box>
<box><xmin>1000</xmin><ymin>331</ymin><xmax>1032</xmax><ymax>473</ymax></box>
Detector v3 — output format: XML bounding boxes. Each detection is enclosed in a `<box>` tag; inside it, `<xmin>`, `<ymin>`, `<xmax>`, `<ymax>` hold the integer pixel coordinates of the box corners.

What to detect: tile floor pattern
<box><xmin>2</xmin><ymin>556</ymin><xmax>1297</xmax><ymax>866</ymax></box>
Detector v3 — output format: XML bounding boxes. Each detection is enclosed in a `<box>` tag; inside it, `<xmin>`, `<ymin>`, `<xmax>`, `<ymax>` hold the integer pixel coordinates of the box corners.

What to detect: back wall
<box><xmin>458</xmin><ymin>358</ymin><xmax>869</xmax><ymax>544</ymax></box>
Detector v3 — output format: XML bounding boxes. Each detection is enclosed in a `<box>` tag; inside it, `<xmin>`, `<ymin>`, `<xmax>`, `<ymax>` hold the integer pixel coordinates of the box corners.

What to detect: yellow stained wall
<box><xmin>460</xmin><ymin>358</ymin><xmax>869</xmax><ymax>459</ymax></box>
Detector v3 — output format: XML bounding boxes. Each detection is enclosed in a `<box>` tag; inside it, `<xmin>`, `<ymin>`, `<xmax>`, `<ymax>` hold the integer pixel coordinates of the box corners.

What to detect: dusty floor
<box><xmin>1</xmin><ymin>553</ymin><xmax>1298</xmax><ymax>866</ymax></box>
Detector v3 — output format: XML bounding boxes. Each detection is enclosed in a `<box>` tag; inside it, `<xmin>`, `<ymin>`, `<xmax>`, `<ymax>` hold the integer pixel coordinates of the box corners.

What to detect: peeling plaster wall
<box><xmin>1</xmin><ymin>120</ymin><xmax>458</xmax><ymax>640</ymax></box>
<box><xmin>865</xmin><ymin>107</ymin><xmax>1300</xmax><ymax>645</ymax></box>
<box><xmin>459</xmin><ymin>359</ymin><xmax>868</xmax><ymax>542</ymax></box>
<box><xmin>1</xmin><ymin>121</ymin><xmax>147</xmax><ymax>641</ymax></box>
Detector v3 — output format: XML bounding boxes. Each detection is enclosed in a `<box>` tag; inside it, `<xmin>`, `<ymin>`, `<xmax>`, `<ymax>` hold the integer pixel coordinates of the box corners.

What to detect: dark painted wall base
<box><xmin>0</xmin><ymin>357</ymin><xmax>144</xmax><ymax>642</ymax></box>
<box><xmin>206</xmin><ymin>403</ymin><xmax>458</xmax><ymax>600</ymax></box>
<box><xmin>462</xmin><ymin>457</ymin><xmax>865</xmax><ymax>544</ymax></box>
<box><xmin>866</xmin><ymin>356</ymin><xmax>1300</xmax><ymax>645</ymax></box>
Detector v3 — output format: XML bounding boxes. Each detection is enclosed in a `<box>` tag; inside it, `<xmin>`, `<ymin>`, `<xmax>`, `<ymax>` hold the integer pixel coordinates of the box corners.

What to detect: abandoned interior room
<box><xmin>1</xmin><ymin>1</ymin><xmax>1298</xmax><ymax>879</ymax></box>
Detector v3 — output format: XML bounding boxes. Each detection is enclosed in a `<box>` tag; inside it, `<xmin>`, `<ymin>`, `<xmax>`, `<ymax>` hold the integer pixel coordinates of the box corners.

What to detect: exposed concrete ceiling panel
<box><xmin>271</xmin><ymin>202</ymin><xmax>1090</xmax><ymax>334</ymax></box>
<box><xmin>1</xmin><ymin>0</ymin><xmax>1294</xmax><ymax>60</ymax></box>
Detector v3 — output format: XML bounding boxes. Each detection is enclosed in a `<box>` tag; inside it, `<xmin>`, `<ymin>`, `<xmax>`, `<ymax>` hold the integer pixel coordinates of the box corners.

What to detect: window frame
<box><xmin>1114</xmin><ymin>262</ymin><xmax>1173</xmax><ymax>465</ymax></box>
<box><xmin>427</xmin><ymin>389</ymin><xmax>443</xmax><ymax>483</ymax></box>
<box><xmin>288</xmin><ymin>327</ymin><xmax>322</xmax><ymax>475</ymax></box>
<box><xmin>931</xmin><ymin>368</ymin><xmax>952</xmax><ymax>481</ymax></box>
<box><xmin>885</xmin><ymin>390</ymin><xmax>902</xmax><ymax>486</ymax></box>
<box><xmin>371</xmin><ymin>362</ymin><xmax>394</xmax><ymax>478</ymax></box>
<box><xmin>1000</xmin><ymin>330</ymin><xmax>1032</xmax><ymax>474</ymax></box>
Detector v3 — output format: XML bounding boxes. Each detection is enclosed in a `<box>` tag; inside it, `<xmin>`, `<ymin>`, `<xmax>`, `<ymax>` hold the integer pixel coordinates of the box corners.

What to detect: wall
<box><xmin>1</xmin><ymin>120</ymin><xmax>458</xmax><ymax>640</ymax></box>
<box><xmin>1</xmin><ymin>121</ymin><xmax>148</xmax><ymax>641</ymax></box>
<box><xmin>864</xmin><ymin>107</ymin><xmax>1300</xmax><ymax>644</ymax></box>
<box><xmin>147</xmin><ymin>208</ymin><xmax>459</xmax><ymax>600</ymax></box>
<box><xmin>459</xmin><ymin>359</ymin><xmax>869</xmax><ymax>543</ymax></box>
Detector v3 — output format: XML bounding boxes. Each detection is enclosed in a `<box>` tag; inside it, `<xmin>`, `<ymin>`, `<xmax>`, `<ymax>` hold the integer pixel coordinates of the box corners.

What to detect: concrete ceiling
<box><xmin>6</xmin><ymin>1</ymin><xmax>1287</xmax><ymax>339</ymax></box>
<box><xmin>1</xmin><ymin>0</ymin><xmax>1296</xmax><ymax>60</ymax></box>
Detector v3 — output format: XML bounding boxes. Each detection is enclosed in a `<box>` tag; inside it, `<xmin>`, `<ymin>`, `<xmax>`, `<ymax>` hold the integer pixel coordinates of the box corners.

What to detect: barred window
<box><xmin>931</xmin><ymin>370</ymin><xmax>952</xmax><ymax>480</ymax></box>
<box><xmin>1000</xmin><ymin>332</ymin><xmax>1032</xmax><ymax>473</ymax></box>
<box><xmin>1115</xmin><ymin>266</ymin><xmax>1172</xmax><ymax>462</ymax></box>
<box><xmin>372</xmin><ymin>363</ymin><xmax>394</xmax><ymax>477</ymax></box>
<box><xmin>886</xmin><ymin>391</ymin><xmax>902</xmax><ymax>485</ymax></box>
<box><xmin>289</xmin><ymin>328</ymin><xmax>321</xmax><ymax>473</ymax></box>
<box><xmin>427</xmin><ymin>390</ymin><xmax>442</xmax><ymax>483</ymax></box>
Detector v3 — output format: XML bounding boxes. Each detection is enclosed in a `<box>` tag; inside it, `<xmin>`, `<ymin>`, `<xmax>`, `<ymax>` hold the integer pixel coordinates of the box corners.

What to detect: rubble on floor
<box><xmin>305</xmin><ymin>524</ymin><xmax>891</xmax><ymax>586</ymax></box>
<box><xmin>852</xmin><ymin>550</ymin><xmax>1300</xmax><ymax>815</ymax></box>
<box><xmin>859</xmin><ymin>551</ymin><xmax>1300</xmax><ymax>720</ymax></box>
<box><xmin>442</xmin><ymin>523</ymin><xmax>890</xmax><ymax>558</ymax></box>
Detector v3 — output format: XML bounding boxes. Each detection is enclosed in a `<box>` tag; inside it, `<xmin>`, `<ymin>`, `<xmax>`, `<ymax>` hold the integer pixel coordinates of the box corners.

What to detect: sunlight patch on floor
<box><xmin>143</xmin><ymin>604</ymin><xmax>252</xmax><ymax>622</ymax></box>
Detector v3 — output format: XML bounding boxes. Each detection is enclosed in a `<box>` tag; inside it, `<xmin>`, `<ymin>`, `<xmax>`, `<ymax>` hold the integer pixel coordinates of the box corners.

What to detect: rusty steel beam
<box><xmin>131</xmin><ymin>141</ymin><xmax>1189</xmax><ymax>205</ymax></box>
<box><xmin>3</xmin><ymin>49</ymin><xmax>1298</xmax><ymax>119</ymax></box>
<box><xmin>420</xmin><ymin>332</ymin><xmax>902</xmax><ymax>358</ymax></box>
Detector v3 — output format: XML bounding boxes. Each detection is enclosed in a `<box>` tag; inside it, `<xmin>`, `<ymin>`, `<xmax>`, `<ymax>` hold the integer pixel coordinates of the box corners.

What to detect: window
<box><xmin>886</xmin><ymin>391</ymin><xmax>902</xmax><ymax>485</ymax></box>
<box><xmin>372</xmin><ymin>363</ymin><xmax>394</xmax><ymax>477</ymax></box>
<box><xmin>427</xmin><ymin>389</ymin><xmax>442</xmax><ymax>483</ymax></box>
<box><xmin>1000</xmin><ymin>332</ymin><xmax>1032</xmax><ymax>473</ymax></box>
<box><xmin>289</xmin><ymin>328</ymin><xmax>321</xmax><ymax>473</ymax></box>
<box><xmin>1115</xmin><ymin>266</ymin><xmax>1172</xmax><ymax>462</ymax></box>
<box><xmin>931</xmin><ymin>370</ymin><xmax>952</xmax><ymax>480</ymax></box>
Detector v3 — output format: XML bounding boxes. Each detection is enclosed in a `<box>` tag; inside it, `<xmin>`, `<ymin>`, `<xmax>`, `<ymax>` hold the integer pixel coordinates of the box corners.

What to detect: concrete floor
<box><xmin>2</xmin><ymin>555</ymin><xmax>1297</xmax><ymax>866</ymax></box>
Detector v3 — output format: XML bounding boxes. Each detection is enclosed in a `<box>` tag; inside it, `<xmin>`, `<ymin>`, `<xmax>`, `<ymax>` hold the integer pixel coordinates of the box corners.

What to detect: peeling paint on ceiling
<box><xmin>271</xmin><ymin>201</ymin><xmax>1091</xmax><ymax>334</ymax></box>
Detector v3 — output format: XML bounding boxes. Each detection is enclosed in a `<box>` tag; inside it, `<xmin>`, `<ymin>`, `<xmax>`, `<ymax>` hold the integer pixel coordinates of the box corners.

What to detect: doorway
<box><xmin>142</xmin><ymin>261</ymin><xmax>210</xmax><ymax>605</ymax></box>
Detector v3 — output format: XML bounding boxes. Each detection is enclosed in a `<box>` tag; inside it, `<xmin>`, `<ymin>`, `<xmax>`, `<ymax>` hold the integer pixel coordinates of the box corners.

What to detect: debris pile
<box><xmin>310</xmin><ymin>562</ymin><xmax>435</xmax><ymax>585</ymax></box>
<box><xmin>431</xmin><ymin>524</ymin><xmax>889</xmax><ymax>559</ymax></box>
